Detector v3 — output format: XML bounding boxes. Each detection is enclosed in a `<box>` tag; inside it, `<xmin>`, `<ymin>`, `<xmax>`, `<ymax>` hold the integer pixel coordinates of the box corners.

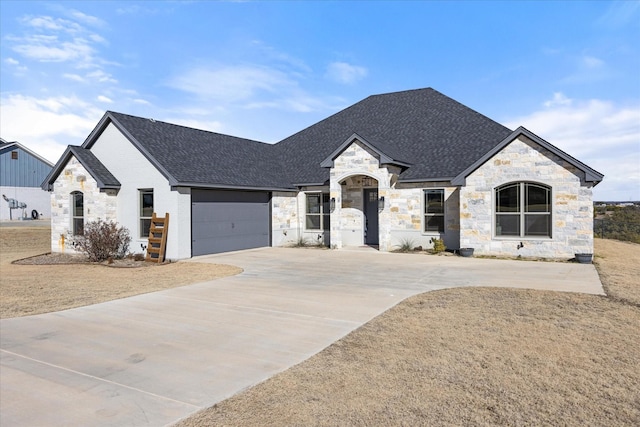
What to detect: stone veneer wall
<box><xmin>271</xmin><ymin>191</ymin><xmax>300</xmax><ymax>247</ymax></box>
<box><xmin>50</xmin><ymin>156</ymin><xmax>117</xmax><ymax>254</ymax></box>
<box><xmin>460</xmin><ymin>135</ymin><xmax>594</xmax><ymax>258</ymax></box>
<box><xmin>387</xmin><ymin>182</ymin><xmax>460</xmax><ymax>250</ymax></box>
<box><xmin>329</xmin><ymin>140</ymin><xmax>395</xmax><ymax>251</ymax></box>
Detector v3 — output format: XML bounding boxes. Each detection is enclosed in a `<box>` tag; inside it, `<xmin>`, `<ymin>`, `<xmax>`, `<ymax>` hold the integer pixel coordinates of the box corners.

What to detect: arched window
<box><xmin>495</xmin><ymin>183</ymin><xmax>551</xmax><ymax>238</ymax></box>
<box><xmin>71</xmin><ymin>191</ymin><xmax>84</xmax><ymax>236</ymax></box>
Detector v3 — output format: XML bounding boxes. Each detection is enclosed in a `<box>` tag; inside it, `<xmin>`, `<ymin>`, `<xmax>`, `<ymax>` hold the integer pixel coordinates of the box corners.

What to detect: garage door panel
<box><xmin>192</xmin><ymin>190</ymin><xmax>271</xmax><ymax>256</ymax></box>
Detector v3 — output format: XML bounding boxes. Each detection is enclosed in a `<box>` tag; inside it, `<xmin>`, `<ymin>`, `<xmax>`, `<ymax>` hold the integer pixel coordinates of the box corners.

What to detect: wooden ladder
<box><xmin>146</xmin><ymin>212</ymin><xmax>169</xmax><ymax>263</ymax></box>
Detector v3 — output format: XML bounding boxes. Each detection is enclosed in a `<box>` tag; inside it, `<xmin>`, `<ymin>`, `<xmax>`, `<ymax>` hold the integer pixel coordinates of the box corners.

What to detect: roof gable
<box><xmin>42</xmin><ymin>146</ymin><xmax>121</xmax><ymax>191</ymax></box>
<box><xmin>320</xmin><ymin>133</ymin><xmax>412</xmax><ymax>169</ymax></box>
<box><xmin>0</xmin><ymin>141</ymin><xmax>54</xmax><ymax>168</ymax></box>
<box><xmin>451</xmin><ymin>127</ymin><xmax>604</xmax><ymax>186</ymax></box>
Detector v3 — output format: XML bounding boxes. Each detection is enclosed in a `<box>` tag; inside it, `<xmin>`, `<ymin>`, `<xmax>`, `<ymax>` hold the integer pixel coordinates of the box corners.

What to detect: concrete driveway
<box><xmin>0</xmin><ymin>248</ymin><xmax>603</xmax><ymax>426</ymax></box>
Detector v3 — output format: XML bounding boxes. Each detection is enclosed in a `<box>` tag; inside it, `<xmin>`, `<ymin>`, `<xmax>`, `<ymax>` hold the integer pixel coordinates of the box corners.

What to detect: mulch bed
<box><xmin>12</xmin><ymin>253</ymin><xmax>161</xmax><ymax>268</ymax></box>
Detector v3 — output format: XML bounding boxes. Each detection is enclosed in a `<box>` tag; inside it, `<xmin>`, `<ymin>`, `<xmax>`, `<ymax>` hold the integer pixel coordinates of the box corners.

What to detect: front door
<box><xmin>363</xmin><ymin>188</ymin><xmax>379</xmax><ymax>245</ymax></box>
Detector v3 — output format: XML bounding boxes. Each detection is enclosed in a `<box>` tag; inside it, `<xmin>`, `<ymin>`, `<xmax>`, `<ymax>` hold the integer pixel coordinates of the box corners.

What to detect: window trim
<box><xmin>71</xmin><ymin>191</ymin><xmax>84</xmax><ymax>236</ymax></box>
<box><xmin>139</xmin><ymin>189</ymin><xmax>154</xmax><ymax>238</ymax></box>
<box><xmin>304</xmin><ymin>192</ymin><xmax>330</xmax><ymax>231</ymax></box>
<box><xmin>494</xmin><ymin>182</ymin><xmax>552</xmax><ymax>239</ymax></box>
<box><xmin>423</xmin><ymin>189</ymin><xmax>445</xmax><ymax>234</ymax></box>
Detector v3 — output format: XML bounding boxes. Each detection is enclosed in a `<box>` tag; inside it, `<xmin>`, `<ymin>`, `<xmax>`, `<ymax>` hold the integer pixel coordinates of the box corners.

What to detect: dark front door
<box><xmin>363</xmin><ymin>188</ymin><xmax>379</xmax><ymax>245</ymax></box>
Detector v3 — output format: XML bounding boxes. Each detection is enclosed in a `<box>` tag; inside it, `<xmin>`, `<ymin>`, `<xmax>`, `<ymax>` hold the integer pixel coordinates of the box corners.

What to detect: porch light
<box><xmin>330</xmin><ymin>197</ymin><xmax>336</xmax><ymax>212</ymax></box>
<box><xmin>378</xmin><ymin>196</ymin><xmax>385</xmax><ymax>211</ymax></box>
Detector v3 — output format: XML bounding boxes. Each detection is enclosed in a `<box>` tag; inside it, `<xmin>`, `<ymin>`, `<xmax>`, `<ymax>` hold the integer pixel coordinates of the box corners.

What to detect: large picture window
<box><xmin>140</xmin><ymin>189</ymin><xmax>154</xmax><ymax>238</ymax></box>
<box><xmin>306</xmin><ymin>193</ymin><xmax>330</xmax><ymax>230</ymax></box>
<box><xmin>71</xmin><ymin>191</ymin><xmax>84</xmax><ymax>236</ymax></box>
<box><xmin>495</xmin><ymin>182</ymin><xmax>551</xmax><ymax>238</ymax></box>
<box><xmin>424</xmin><ymin>189</ymin><xmax>445</xmax><ymax>233</ymax></box>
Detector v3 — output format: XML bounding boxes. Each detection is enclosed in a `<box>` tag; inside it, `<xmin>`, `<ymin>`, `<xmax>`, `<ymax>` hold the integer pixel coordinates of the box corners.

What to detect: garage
<box><xmin>191</xmin><ymin>189</ymin><xmax>271</xmax><ymax>256</ymax></box>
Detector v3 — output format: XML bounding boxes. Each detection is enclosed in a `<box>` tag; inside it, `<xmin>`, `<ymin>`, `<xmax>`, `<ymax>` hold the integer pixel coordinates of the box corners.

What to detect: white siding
<box><xmin>89</xmin><ymin>123</ymin><xmax>192</xmax><ymax>260</ymax></box>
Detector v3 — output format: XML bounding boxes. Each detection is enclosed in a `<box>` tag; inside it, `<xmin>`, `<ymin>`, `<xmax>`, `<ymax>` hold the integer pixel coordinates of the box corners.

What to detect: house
<box><xmin>1</xmin><ymin>138</ymin><xmax>54</xmax><ymax>221</ymax></box>
<box><xmin>42</xmin><ymin>88</ymin><xmax>603</xmax><ymax>259</ymax></box>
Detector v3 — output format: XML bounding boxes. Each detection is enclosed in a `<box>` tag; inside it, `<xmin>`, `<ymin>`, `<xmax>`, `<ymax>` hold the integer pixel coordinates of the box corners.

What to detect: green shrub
<box><xmin>430</xmin><ymin>237</ymin><xmax>446</xmax><ymax>253</ymax></box>
<box><xmin>594</xmin><ymin>206</ymin><xmax>640</xmax><ymax>243</ymax></box>
<box><xmin>72</xmin><ymin>219</ymin><xmax>132</xmax><ymax>262</ymax></box>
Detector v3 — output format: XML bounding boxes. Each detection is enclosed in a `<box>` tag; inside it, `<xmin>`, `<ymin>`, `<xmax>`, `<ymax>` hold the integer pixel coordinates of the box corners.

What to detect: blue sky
<box><xmin>1</xmin><ymin>0</ymin><xmax>638</xmax><ymax>201</ymax></box>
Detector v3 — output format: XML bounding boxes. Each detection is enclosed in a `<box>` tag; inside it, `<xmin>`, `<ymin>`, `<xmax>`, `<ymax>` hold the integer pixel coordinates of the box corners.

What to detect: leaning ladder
<box><xmin>146</xmin><ymin>212</ymin><xmax>169</xmax><ymax>263</ymax></box>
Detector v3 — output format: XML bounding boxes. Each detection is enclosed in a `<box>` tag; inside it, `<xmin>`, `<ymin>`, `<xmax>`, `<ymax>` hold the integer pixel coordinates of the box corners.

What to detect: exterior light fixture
<box><xmin>378</xmin><ymin>196</ymin><xmax>385</xmax><ymax>211</ymax></box>
<box><xmin>330</xmin><ymin>197</ymin><xmax>336</xmax><ymax>212</ymax></box>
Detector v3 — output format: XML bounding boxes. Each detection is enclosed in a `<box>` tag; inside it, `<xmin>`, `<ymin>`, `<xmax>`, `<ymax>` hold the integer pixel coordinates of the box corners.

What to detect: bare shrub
<box><xmin>72</xmin><ymin>219</ymin><xmax>131</xmax><ymax>262</ymax></box>
<box><xmin>396</xmin><ymin>238</ymin><xmax>416</xmax><ymax>252</ymax></box>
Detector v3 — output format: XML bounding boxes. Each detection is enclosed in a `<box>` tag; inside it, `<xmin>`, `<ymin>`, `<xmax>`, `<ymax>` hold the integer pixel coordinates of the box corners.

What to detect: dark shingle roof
<box><xmin>69</xmin><ymin>88</ymin><xmax>517</xmax><ymax>190</ymax></box>
<box><xmin>274</xmin><ymin>88</ymin><xmax>513</xmax><ymax>184</ymax></box>
<box><xmin>42</xmin><ymin>145</ymin><xmax>120</xmax><ymax>190</ymax></box>
<box><xmin>105</xmin><ymin>112</ymin><xmax>293</xmax><ymax>189</ymax></box>
<box><xmin>69</xmin><ymin>146</ymin><xmax>121</xmax><ymax>188</ymax></box>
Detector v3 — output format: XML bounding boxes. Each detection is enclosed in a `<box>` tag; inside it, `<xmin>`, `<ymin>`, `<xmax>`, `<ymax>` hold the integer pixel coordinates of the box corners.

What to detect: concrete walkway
<box><xmin>0</xmin><ymin>248</ymin><xmax>603</xmax><ymax>426</ymax></box>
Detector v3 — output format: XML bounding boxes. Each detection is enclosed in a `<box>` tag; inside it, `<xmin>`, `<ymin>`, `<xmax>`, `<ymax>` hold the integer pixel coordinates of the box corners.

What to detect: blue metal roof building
<box><xmin>1</xmin><ymin>138</ymin><xmax>54</xmax><ymax>221</ymax></box>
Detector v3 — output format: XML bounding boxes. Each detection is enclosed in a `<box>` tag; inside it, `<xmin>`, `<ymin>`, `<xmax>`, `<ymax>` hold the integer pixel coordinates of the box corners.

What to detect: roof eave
<box><xmin>398</xmin><ymin>177</ymin><xmax>455</xmax><ymax>184</ymax></box>
<box><xmin>175</xmin><ymin>182</ymin><xmax>297</xmax><ymax>192</ymax></box>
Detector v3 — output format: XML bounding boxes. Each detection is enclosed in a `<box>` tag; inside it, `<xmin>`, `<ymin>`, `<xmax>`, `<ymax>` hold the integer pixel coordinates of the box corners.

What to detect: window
<box><xmin>424</xmin><ymin>189</ymin><xmax>445</xmax><ymax>233</ymax></box>
<box><xmin>11</xmin><ymin>151</ymin><xmax>18</xmax><ymax>160</ymax></box>
<box><xmin>306</xmin><ymin>193</ymin><xmax>330</xmax><ymax>230</ymax></box>
<box><xmin>71</xmin><ymin>191</ymin><xmax>84</xmax><ymax>236</ymax></box>
<box><xmin>140</xmin><ymin>189</ymin><xmax>153</xmax><ymax>237</ymax></box>
<box><xmin>495</xmin><ymin>182</ymin><xmax>551</xmax><ymax>238</ymax></box>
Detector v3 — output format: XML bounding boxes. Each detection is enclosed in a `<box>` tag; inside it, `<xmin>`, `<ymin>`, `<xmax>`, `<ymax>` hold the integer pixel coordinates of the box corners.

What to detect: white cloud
<box><xmin>0</xmin><ymin>94</ymin><xmax>104</xmax><ymax>163</ymax></box>
<box><xmin>561</xmin><ymin>54</ymin><xmax>611</xmax><ymax>84</ymax></box>
<box><xmin>504</xmin><ymin>93</ymin><xmax>640</xmax><ymax>201</ymax></box>
<box><xmin>63</xmin><ymin>73</ymin><xmax>85</xmax><ymax>82</ymax></box>
<box><xmin>582</xmin><ymin>55</ymin><xmax>604</xmax><ymax>69</ymax></box>
<box><xmin>325</xmin><ymin>61</ymin><xmax>368</xmax><ymax>84</ymax></box>
<box><xmin>5</xmin><ymin>58</ymin><xmax>20</xmax><ymax>65</ymax></box>
<box><xmin>86</xmin><ymin>70</ymin><xmax>117</xmax><ymax>83</ymax></box>
<box><xmin>21</xmin><ymin>15</ymin><xmax>82</xmax><ymax>33</ymax></box>
<box><xmin>543</xmin><ymin>92</ymin><xmax>572</xmax><ymax>107</ymax></box>
<box><xmin>597</xmin><ymin>0</ymin><xmax>640</xmax><ymax>28</ymax></box>
<box><xmin>11</xmin><ymin>35</ymin><xmax>94</xmax><ymax>63</ymax></box>
<box><xmin>168</xmin><ymin>65</ymin><xmax>293</xmax><ymax>102</ymax></box>
<box><xmin>97</xmin><ymin>95</ymin><xmax>113</xmax><ymax>103</ymax></box>
<box><xmin>68</xmin><ymin>10</ymin><xmax>106</xmax><ymax>28</ymax></box>
<box><xmin>8</xmin><ymin>13</ymin><xmax>113</xmax><ymax>79</ymax></box>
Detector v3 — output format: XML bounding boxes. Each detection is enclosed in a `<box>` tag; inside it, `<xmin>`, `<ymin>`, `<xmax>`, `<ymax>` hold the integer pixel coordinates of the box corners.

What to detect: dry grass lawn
<box><xmin>594</xmin><ymin>238</ymin><xmax>640</xmax><ymax>306</ymax></box>
<box><xmin>2</xmin><ymin>227</ymin><xmax>638</xmax><ymax>425</ymax></box>
<box><xmin>0</xmin><ymin>227</ymin><xmax>241</xmax><ymax>318</ymax></box>
<box><xmin>177</xmin><ymin>239</ymin><xmax>640</xmax><ymax>427</ymax></box>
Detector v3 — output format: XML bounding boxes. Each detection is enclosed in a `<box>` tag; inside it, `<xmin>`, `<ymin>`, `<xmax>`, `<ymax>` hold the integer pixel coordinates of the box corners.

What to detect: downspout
<box><xmin>296</xmin><ymin>186</ymin><xmax>301</xmax><ymax>242</ymax></box>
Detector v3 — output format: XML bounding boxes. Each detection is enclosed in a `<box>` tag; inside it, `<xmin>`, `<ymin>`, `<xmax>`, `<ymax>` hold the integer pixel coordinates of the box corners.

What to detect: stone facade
<box><xmin>48</xmin><ymin>121</ymin><xmax>597</xmax><ymax>260</ymax></box>
<box><xmin>387</xmin><ymin>182</ymin><xmax>460</xmax><ymax>251</ymax></box>
<box><xmin>329</xmin><ymin>140</ymin><xmax>395</xmax><ymax>251</ymax></box>
<box><xmin>271</xmin><ymin>191</ymin><xmax>300</xmax><ymax>246</ymax></box>
<box><xmin>460</xmin><ymin>135</ymin><xmax>594</xmax><ymax>258</ymax></box>
<box><xmin>50</xmin><ymin>156</ymin><xmax>117</xmax><ymax>254</ymax></box>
